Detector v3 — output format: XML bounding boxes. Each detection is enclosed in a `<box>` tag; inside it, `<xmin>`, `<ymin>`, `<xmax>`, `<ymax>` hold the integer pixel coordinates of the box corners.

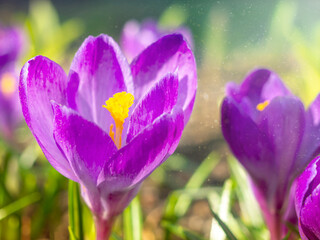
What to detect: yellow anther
<box><xmin>1</xmin><ymin>73</ymin><xmax>16</xmax><ymax>96</ymax></box>
<box><xmin>256</xmin><ymin>100</ymin><xmax>270</xmax><ymax>111</ymax></box>
<box><xmin>103</xmin><ymin>92</ymin><xmax>134</xmax><ymax>149</ymax></box>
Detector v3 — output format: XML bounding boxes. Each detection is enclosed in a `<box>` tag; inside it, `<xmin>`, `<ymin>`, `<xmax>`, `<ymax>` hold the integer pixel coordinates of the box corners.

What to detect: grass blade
<box><xmin>68</xmin><ymin>180</ymin><xmax>84</xmax><ymax>240</ymax></box>
<box><xmin>162</xmin><ymin>221</ymin><xmax>206</xmax><ymax>240</ymax></box>
<box><xmin>123</xmin><ymin>196</ymin><xmax>142</xmax><ymax>240</ymax></box>
<box><xmin>227</xmin><ymin>157</ymin><xmax>263</xmax><ymax>227</ymax></box>
<box><xmin>210</xmin><ymin>179</ymin><xmax>234</xmax><ymax>240</ymax></box>
<box><xmin>208</xmin><ymin>201</ymin><xmax>238</xmax><ymax>240</ymax></box>
<box><xmin>0</xmin><ymin>192</ymin><xmax>41</xmax><ymax>221</ymax></box>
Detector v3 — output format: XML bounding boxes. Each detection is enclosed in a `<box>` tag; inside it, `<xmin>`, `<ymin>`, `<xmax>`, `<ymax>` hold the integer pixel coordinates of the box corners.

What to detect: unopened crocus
<box><xmin>121</xmin><ymin>19</ymin><xmax>193</xmax><ymax>62</ymax></box>
<box><xmin>296</xmin><ymin>156</ymin><xmax>320</xmax><ymax>239</ymax></box>
<box><xmin>0</xmin><ymin>25</ymin><xmax>24</xmax><ymax>140</ymax></box>
<box><xmin>221</xmin><ymin>69</ymin><xmax>320</xmax><ymax>240</ymax></box>
<box><xmin>20</xmin><ymin>33</ymin><xmax>197</xmax><ymax>239</ymax></box>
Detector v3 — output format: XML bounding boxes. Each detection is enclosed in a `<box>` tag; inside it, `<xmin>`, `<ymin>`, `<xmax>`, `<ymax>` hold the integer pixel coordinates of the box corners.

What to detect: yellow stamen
<box><xmin>103</xmin><ymin>92</ymin><xmax>134</xmax><ymax>149</ymax></box>
<box><xmin>1</xmin><ymin>73</ymin><xmax>16</xmax><ymax>96</ymax></box>
<box><xmin>256</xmin><ymin>100</ymin><xmax>270</xmax><ymax>111</ymax></box>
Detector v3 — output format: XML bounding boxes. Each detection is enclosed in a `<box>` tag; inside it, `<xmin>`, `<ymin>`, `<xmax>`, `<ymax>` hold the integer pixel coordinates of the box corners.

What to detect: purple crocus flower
<box><xmin>0</xmin><ymin>69</ymin><xmax>22</xmax><ymax>139</ymax></box>
<box><xmin>0</xmin><ymin>26</ymin><xmax>23</xmax><ymax>70</ymax></box>
<box><xmin>121</xmin><ymin>19</ymin><xmax>193</xmax><ymax>62</ymax></box>
<box><xmin>0</xmin><ymin>25</ymin><xmax>24</xmax><ymax>140</ymax></box>
<box><xmin>19</xmin><ymin>33</ymin><xmax>197</xmax><ymax>239</ymax></box>
<box><xmin>296</xmin><ymin>156</ymin><xmax>320</xmax><ymax>240</ymax></box>
<box><xmin>221</xmin><ymin>69</ymin><xmax>320</xmax><ymax>240</ymax></box>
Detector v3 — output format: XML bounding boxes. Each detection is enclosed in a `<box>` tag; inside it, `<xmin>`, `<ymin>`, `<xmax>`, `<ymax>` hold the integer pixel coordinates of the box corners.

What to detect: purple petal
<box><xmin>100</xmin><ymin>110</ymin><xmax>184</xmax><ymax>187</ymax></box>
<box><xmin>19</xmin><ymin>56</ymin><xmax>77</xmax><ymax>181</ymax></box>
<box><xmin>296</xmin><ymin>94</ymin><xmax>320</xmax><ymax>174</ymax></box>
<box><xmin>52</xmin><ymin>102</ymin><xmax>117</xmax><ymax>186</ymax></box>
<box><xmin>173</xmin><ymin>27</ymin><xmax>194</xmax><ymax>50</ymax></box>
<box><xmin>68</xmin><ymin>34</ymin><xmax>133</xmax><ymax>133</ymax></box>
<box><xmin>221</xmin><ymin>97</ymin><xmax>275</xmax><ymax>191</ymax></box>
<box><xmin>131</xmin><ymin>34</ymin><xmax>197</xmax><ymax>124</ymax></box>
<box><xmin>299</xmin><ymin>185</ymin><xmax>320</xmax><ymax>239</ymax></box>
<box><xmin>89</xmin><ymin>182</ymin><xmax>141</xmax><ymax>219</ymax></box>
<box><xmin>230</xmin><ymin>68</ymin><xmax>291</xmax><ymax>103</ymax></box>
<box><xmin>295</xmin><ymin>160</ymin><xmax>317</xmax><ymax>217</ymax></box>
<box><xmin>296</xmin><ymin>156</ymin><xmax>320</xmax><ymax>239</ymax></box>
<box><xmin>226</xmin><ymin>69</ymin><xmax>293</xmax><ymax>123</ymax></box>
<box><xmin>257</xmin><ymin>96</ymin><xmax>305</xmax><ymax>206</ymax></box>
<box><xmin>127</xmin><ymin>73</ymin><xmax>179</xmax><ymax>142</ymax></box>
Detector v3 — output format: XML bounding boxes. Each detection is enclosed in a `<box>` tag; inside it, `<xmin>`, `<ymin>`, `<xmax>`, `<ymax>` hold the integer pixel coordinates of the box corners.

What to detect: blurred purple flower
<box><xmin>0</xmin><ymin>26</ymin><xmax>24</xmax><ymax>140</ymax></box>
<box><xmin>221</xmin><ymin>69</ymin><xmax>320</xmax><ymax>240</ymax></box>
<box><xmin>121</xmin><ymin>19</ymin><xmax>193</xmax><ymax>62</ymax></box>
<box><xmin>20</xmin><ymin>33</ymin><xmax>197</xmax><ymax>239</ymax></box>
<box><xmin>296</xmin><ymin>156</ymin><xmax>320</xmax><ymax>240</ymax></box>
<box><xmin>0</xmin><ymin>26</ymin><xmax>23</xmax><ymax>70</ymax></box>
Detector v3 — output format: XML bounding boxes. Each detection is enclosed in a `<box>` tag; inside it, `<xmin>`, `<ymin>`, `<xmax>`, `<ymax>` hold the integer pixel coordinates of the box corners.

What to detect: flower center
<box><xmin>102</xmin><ymin>91</ymin><xmax>134</xmax><ymax>149</ymax></box>
<box><xmin>256</xmin><ymin>100</ymin><xmax>270</xmax><ymax>111</ymax></box>
<box><xmin>1</xmin><ymin>73</ymin><xmax>16</xmax><ymax>96</ymax></box>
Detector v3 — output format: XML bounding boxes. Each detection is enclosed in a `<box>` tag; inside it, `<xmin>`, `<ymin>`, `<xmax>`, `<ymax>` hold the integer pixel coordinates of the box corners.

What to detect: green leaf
<box><xmin>0</xmin><ymin>192</ymin><xmax>41</xmax><ymax>221</ymax></box>
<box><xmin>227</xmin><ymin>157</ymin><xmax>264</xmax><ymax>227</ymax></box>
<box><xmin>162</xmin><ymin>221</ymin><xmax>206</xmax><ymax>240</ymax></box>
<box><xmin>123</xmin><ymin>196</ymin><xmax>142</xmax><ymax>240</ymax></box>
<box><xmin>30</xmin><ymin>168</ymin><xmax>65</xmax><ymax>239</ymax></box>
<box><xmin>208</xmin><ymin>202</ymin><xmax>238</xmax><ymax>240</ymax></box>
<box><xmin>68</xmin><ymin>180</ymin><xmax>84</xmax><ymax>240</ymax></box>
<box><xmin>68</xmin><ymin>226</ymin><xmax>78</xmax><ymax>240</ymax></box>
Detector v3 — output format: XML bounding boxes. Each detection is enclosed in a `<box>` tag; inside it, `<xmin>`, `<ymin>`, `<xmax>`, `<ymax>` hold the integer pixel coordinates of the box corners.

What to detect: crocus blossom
<box><xmin>0</xmin><ymin>26</ymin><xmax>23</xmax><ymax>69</ymax></box>
<box><xmin>121</xmin><ymin>19</ymin><xmax>193</xmax><ymax>62</ymax></box>
<box><xmin>221</xmin><ymin>69</ymin><xmax>320</xmax><ymax>240</ymax></box>
<box><xmin>0</xmin><ymin>26</ymin><xmax>24</xmax><ymax>139</ymax></box>
<box><xmin>296</xmin><ymin>156</ymin><xmax>320</xmax><ymax>240</ymax></box>
<box><xmin>19</xmin><ymin>33</ymin><xmax>197</xmax><ymax>239</ymax></box>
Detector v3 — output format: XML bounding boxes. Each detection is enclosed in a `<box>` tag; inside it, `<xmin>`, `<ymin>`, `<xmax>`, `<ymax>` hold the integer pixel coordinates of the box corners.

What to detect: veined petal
<box><xmin>296</xmin><ymin>156</ymin><xmax>320</xmax><ymax>240</ymax></box>
<box><xmin>19</xmin><ymin>56</ymin><xmax>77</xmax><ymax>181</ymax></box>
<box><xmin>131</xmin><ymin>34</ymin><xmax>197</xmax><ymax>124</ymax></box>
<box><xmin>299</xmin><ymin>185</ymin><xmax>320</xmax><ymax>240</ymax></box>
<box><xmin>127</xmin><ymin>73</ymin><xmax>178</xmax><ymax>142</ymax></box>
<box><xmin>100</xmin><ymin>110</ymin><xmax>184</xmax><ymax>187</ymax></box>
<box><xmin>296</xmin><ymin>157</ymin><xmax>318</xmax><ymax>219</ymax></box>
<box><xmin>52</xmin><ymin>102</ymin><xmax>118</xmax><ymax>186</ymax></box>
<box><xmin>68</xmin><ymin>34</ymin><xmax>133</xmax><ymax>133</ymax></box>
